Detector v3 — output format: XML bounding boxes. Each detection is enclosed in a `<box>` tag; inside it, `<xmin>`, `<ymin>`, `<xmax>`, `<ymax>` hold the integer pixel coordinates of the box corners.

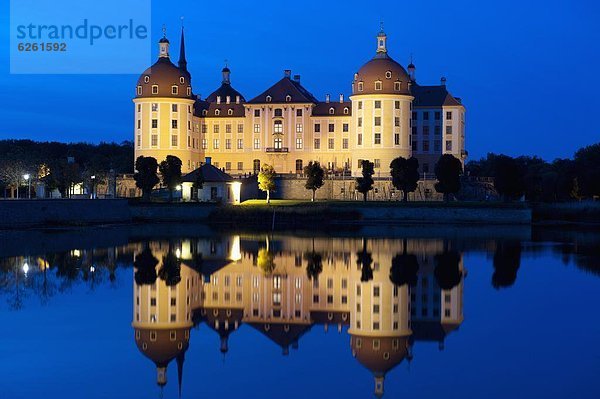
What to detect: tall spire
<box><xmin>376</xmin><ymin>22</ymin><xmax>387</xmax><ymax>54</ymax></box>
<box><xmin>178</xmin><ymin>18</ymin><xmax>187</xmax><ymax>72</ymax></box>
<box><xmin>176</xmin><ymin>352</ymin><xmax>185</xmax><ymax>398</ymax></box>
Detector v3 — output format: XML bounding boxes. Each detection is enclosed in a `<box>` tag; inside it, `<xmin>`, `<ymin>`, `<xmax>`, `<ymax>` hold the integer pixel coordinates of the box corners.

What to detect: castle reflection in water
<box><xmin>131</xmin><ymin>235</ymin><xmax>465</xmax><ymax>397</ymax></box>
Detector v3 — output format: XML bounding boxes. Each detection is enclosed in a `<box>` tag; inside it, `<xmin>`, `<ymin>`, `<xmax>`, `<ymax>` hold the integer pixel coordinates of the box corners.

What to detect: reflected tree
<box><xmin>390</xmin><ymin>239</ymin><xmax>419</xmax><ymax>287</ymax></box>
<box><xmin>159</xmin><ymin>249</ymin><xmax>182</xmax><ymax>286</ymax></box>
<box><xmin>305</xmin><ymin>252</ymin><xmax>323</xmax><ymax>280</ymax></box>
<box><xmin>134</xmin><ymin>244</ymin><xmax>159</xmax><ymax>286</ymax></box>
<box><xmin>257</xmin><ymin>248</ymin><xmax>276</xmax><ymax>275</ymax></box>
<box><xmin>434</xmin><ymin>249</ymin><xmax>462</xmax><ymax>290</ymax></box>
<box><xmin>492</xmin><ymin>240</ymin><xmax>521</xmax><ymax>289</ymax></box>
<box><xmin>357</xmin><ymin>239</ymin><xmax>373</xmax><ymax>282</ymax></box>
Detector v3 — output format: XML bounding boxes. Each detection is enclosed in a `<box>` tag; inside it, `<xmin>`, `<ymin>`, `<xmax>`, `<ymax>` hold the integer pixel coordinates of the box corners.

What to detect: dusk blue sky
<box><xmin>1</xmin><ymin>0</ymin><xmax>598</xmax><ymax>161</ymax></box>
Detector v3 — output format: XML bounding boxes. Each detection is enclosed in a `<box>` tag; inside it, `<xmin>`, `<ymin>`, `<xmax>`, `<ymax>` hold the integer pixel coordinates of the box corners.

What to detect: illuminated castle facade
<box><xmin>133</xmin><ymin>28</ymin><xmax>466</xmax><ymax>177</ymax></box>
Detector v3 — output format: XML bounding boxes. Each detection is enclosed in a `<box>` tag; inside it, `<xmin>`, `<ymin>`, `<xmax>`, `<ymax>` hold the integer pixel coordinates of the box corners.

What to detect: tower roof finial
<box><xmin>380</xmin><ymin>21</ymin><xmax>384</xmax><ymax>33</ymax></box>
<box><xmin>162</xmin><ymin>24</ymin><xmax>167</xmax><ymax>38</ymax></box>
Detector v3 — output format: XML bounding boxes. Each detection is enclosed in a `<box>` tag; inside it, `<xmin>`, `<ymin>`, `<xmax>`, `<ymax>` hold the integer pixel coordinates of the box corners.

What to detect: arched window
<box><xmin>295</xmin><ymin>159</ymin><xmax>303</xmax><ymax>172</ymax></box>
<box><xmin>343</xmin><ymin>107</ymin><xmax>349</xmax><ymax>115</ymax></box>
<box><xmin>253</xmin><ymin>159</ymin><xmax>261</xmax><ymax>173</ymax></box>
<box><xmin>180</xmin><ymin>76</ymin><xmax>185</xmax><ymax>84</ymax></box>
<box><xmin>202</xmin><ymin>110</ymin><xmax>208</xmax><ymax>116</ymax></box>
<box><xmin>273</xmin><ymin>120</ymin><xmax>283</xmax><ymax>134</ymax></box>
<box><xmin>187</xmin><ymin>87</ymin><xmax>191</xmax><ymax>96</ymax></box>
<box><xmin>144</xmin><ymin>76</ymin><xmax>149</xmax><ymax>83</ymax></box>
<box><xmin>228</xmin><ymin>109</ymin><xmax>233</xmax><ymax>115</ymax></box>
<box><xmin>152</xmin><ymin>85</ymin><xmax>158</xmax><ymax>94</ymax></box>
<box><xmin>394</xmin><ymin>81</ymin><xmax>401</xmax><ymax>91</ymax></box>
<box><xmin>266</xmin><ymin>95</ymin><xmax>272</xmax><ymax>102</ymax></box>
<box><xmin>285</xmin><ymin>95</ymin><xmax>291</xmax><ymax>102</ymax></box>
<box><xmin>137</xmin><ymin>86</ymin><xmax>142</xmax><ymax>95</ymax></box>
<box><xmin>375</xmin><ymin>81</ymin><xmax>382</xmax><ymax>91</ymax></box>
<box><xmin>215</xmin><ymin>109</ymin><xmax>220</xmax><ymax>116</ymax></box>
<box><xmin>329</xmin><ymin>107</ymin><xmax>335</xmax><ymax>115</ymax></box>
<box><xmin>172</xmin><ymin>85</ymin><xmax>179</xmax><ymax>95</ymax></box>
<box><xmin>358</xmin><ymin>82</ymin><xmax>363</xmax><ymax>92</ymax></box>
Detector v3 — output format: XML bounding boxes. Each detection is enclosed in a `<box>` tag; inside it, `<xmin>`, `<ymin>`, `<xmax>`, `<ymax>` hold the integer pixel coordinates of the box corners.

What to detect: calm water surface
<box><xmin>1</xmin><ymin>224</ymin><xmax>599</xmax><ymax>399</ymax></box>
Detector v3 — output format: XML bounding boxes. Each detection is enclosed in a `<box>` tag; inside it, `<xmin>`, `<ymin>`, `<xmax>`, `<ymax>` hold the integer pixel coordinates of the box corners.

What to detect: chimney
<box><xmin>226</xmin><ymin>96</ymin><xmax>230</xmax><ymax>104</ymax></box>
<box><xmin>441</xmin><ymin>76</ymin><xmax>447</xmax><ymax>86</ymax></box>
<box><xmin>216</xmin><ymin>96</ymin><xmax>221</xmax><ymax>104</ymax></box>
<box><xmin>293</xmin><ymin>74</ymin><xmax>301</xmax><ymax>83</ymax></box>
<box><xmin>325</xmin><ymin>94</ymin><xmax>330</xmax><ymax>103</ymax></box>
<box><xmin>284</xmin><ymin>69</ymin><xmax>292</xmax><ymax>78</ymax></box>
<box><xmin>205</xmin><ymin>157</ymin><xmax>212</xmax><ymax>165</ymax></box>
<box><xmin>236</xmin><ymin>95</ymin><xmax>240</xmax><ymax>104</ymax></box>
<box><xmin>339</xmin><ymin>94</ymin><xmax>344</xmax><ymax>103</ymax></box>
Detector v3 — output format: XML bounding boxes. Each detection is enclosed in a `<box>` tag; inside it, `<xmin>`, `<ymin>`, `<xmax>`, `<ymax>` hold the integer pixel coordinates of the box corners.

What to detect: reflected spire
<box><xmin>177</xmin><ymin>352</ymin><xmax>185</xmax><ymax>398</ymax></box>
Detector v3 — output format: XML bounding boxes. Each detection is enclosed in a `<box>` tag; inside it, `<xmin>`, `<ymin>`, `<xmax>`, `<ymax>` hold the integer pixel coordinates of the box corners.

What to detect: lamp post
<box><xmin>90</xmin><ymin>175</ymin><xmax>96</xmax><ymax>199</ymax></box>
<box><xmin>23</xmin><ymin>174</ymin><xmax>31</xmax><ymax>199</ymax></box>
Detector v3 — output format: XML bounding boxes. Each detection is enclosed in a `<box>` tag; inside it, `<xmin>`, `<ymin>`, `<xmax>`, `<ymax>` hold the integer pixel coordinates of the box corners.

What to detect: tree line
<box><xmin>0</xmin><ymin>140</ymin><xmax>133</xmax><ymax>198</ymax></box>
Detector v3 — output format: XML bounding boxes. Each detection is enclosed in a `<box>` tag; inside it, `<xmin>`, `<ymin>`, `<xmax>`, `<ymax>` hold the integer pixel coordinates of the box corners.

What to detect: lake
<box><xmin>0</xmin><ymin>224</ymin><xmax>599</xmax><ymax>398</ymax></box>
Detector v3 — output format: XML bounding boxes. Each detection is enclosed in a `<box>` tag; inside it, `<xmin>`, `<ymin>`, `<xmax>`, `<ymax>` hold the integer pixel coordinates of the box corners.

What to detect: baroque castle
<box><xmin>134</xmin><ymin>27</ymin><xmax>466</xmax><ymax>177</ymax></box>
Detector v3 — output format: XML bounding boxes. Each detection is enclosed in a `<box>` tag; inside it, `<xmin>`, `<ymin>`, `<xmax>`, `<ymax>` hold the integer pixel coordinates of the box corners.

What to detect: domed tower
<box><xmin>133</xmin><ymin>28</ymin><xmax>200</xmax><ymax>173</ymax></box>
<box><xmin>350</xmin><ymin>28</ymin><xmax>414</xmax><ymax>176</ymax></box>
<box><xmin>132</xmin><ymin>243</ymin><xmax>198</xmax><ymax>394</ymax></box>
<box><xmin>349</xmin><ymin>239</ymin><xmax>412</xmax><ymax>397</ymax></box>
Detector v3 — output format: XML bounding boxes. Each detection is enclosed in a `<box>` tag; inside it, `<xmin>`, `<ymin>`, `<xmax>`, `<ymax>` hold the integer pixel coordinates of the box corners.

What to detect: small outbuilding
<box><xmin>181</xmin><ymin>163</ymin><xmax>241</xmax><ymax>204</ymax></box>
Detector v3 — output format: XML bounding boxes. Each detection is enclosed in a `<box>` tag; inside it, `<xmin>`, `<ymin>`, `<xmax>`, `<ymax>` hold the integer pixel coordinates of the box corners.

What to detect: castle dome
<box><xmin>352</xmin><ymin>30</ymin><xmax>411</xmax><ymax>96</ymax></box>
<box><xmin>135</xmin><ymin>327</ymin><xmax>190</xmax><ymax>367</ymax></box>
<box><xmin>351</xmin><ymin>335</ymin><xmax>410</xmax><ymax>374</ymax></box>
<box><xmin>136</xmin><ymin>35</ymin><xmax>192</xmax><ymax>99</ymax></box>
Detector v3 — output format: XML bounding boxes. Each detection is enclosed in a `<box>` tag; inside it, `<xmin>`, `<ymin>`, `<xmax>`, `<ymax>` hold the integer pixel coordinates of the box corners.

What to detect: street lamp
<box><xmin>23</xmin><ymin>174</ymin><xmax>31</xmax><ymax>199</ymax></box>
<box><xmin>90</xmin><ymin>175</ymin><xmax>96</xmax><ymax>199</ymax></box>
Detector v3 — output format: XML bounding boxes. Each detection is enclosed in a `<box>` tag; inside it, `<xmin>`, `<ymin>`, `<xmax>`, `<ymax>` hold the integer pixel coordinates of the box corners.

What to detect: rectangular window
<box><xmin>357</xmin><ymin>133</ymin><xmax>363</xmax><ymax>145</ymax></box>
<box><xmin>423</xmin><ymin>140</ymin><xmax>430</xmax><ymax>151</ymax></box>
<box><xmin>225</xmin><ymin>139</ymin><xmax>231</xmax><ymax>149</ymax></box>
<box><xmin>225</xmin><ymin>162</ymin><xmax>231</xmax><ymax>171</ymax></box>
<box><xmin>373</xmin><ymin>322</ymin><xmax>380</xmax><ymax>330</ymax></box>
<box><xmin>237</xmin><ymin>139</ymin><xmax>243</xmax><ymax>149</ymax></box>
<box><xmin>343</xmin><ymin>123</ymin><xmax>349</xmax><ymax>132</ymax></box>
<box><xmin>213</xmin><ymin>139</ymin><xmax>220</xmax><ymax>149</ymax></box>
<box><xmin>226</xmin><ymin>124</ymin><xmax>232</xmax><ymax>133</ymax></box>
<box><xmin>412</xmin><ymin>140</ymin><xmax>418</xmax><ymax>151</ymax></box>
<box><xmin>328</xmin><ymin>138</ymin><xmax>334</xmax><ymax>149</ymax></box>
<box><xmin>358</xmin><ymin>101</ymin><xmax>363</xmax><ymax>110</ymax></box>
<box><xmin>394</xmin><ymin>133</ymin><xmax>400</xmax><ymax>145</ymax></box>
<box><xmin>373</xmin><ymin>286</ymin><xmax>380</xmax><ymax>297</ymax></box>
<box><xmin>254</xmin><ymin>138</ymin><xmax>260</xmax><ymax>149</ymax></box>
<box><xmin>446</xmin><ymin>111</ymin><xmax>453</xmax><ymax>120</ymax></box>
<box><xmin>152</xmin><ymin>103</ymin><xmax>158</xmax><ymax>112</ymax></box>
<box><xmin>423</xmin><ymin>126</ymin><xmax>430</xmax><ymax>135</ymax></box>
<box><xmin>373</xmin><ymin>304</ymin><xmax>380</xmax><ymax>314</ymax></box>
<box><xmin>296</xmin><ymin>109</ymin><xmax>303</xmax><ymax>117</ymax></box>
<box><xmin>314</xmin><ymin>123</ymin><xmax>321</xmax><ymax>133</ymax></box>
<box><xmin>434</xmin><ymin>140</ymin><xmax>441</xmax><ymax>151</ymax></box>
<box><xmin>171</xmin><ymin>135</ymin><xmax>177</xmax><ymax>147</ymax></box>
<box><xmin>423</xmin><ymin>111</ymin><xmax>429</xmax><ymax>120</ymax></box>
<box><xmin>374</xmin><ymin>117</ymin><xmax>381</xmax><ymax>126</ymax></box>
<box><xmin>172</xmin><ymin>120</ymin><xmax>178</xmax><ymax>129</ymax></box>
<box><xmin>254</xmin><ymin>109</ymin><xmax>260</xmax><ymax>117</ymax></box>
<box><xmin>412</xmin><ymin>111</ymin><xmax>417</xmax><ymax>120</ymax></box>
<box><xmin>296</xmin><ymin>123</ymin><xmax>303</xmax><ymax>133</ymax></box>
<box><xmin>152</xmin><ymin>85</ymin><xmax>158</xmax><ymax>94</ymax></box>
<box><xmin>374</xmin><ymin>100</ymin><xmax>381</xmax><ymax>109</ymax></box>
<box><xmin>201</xmin><ymin>124</ymin><xmax>207</xmax><ymax>134</ymax></box>
<box><xmin>254</xmin><ymin>124</ymin><xmax>260</xmax><ymax>133</ymax></box>
<box><xmin>202</xmin><ymin>139</ymin><xmax>207</xmax><ymax>149</ymax></box>
<box><xmin>328</xmin><ymin>124</ymin><xmax>335</xmax><ymax>133</ymax></box>
<box><xmin>374</xmin><ymin>159</ymin><xmax>380</xmax><ymax>168</ymax></box>
<box><xmin>446</xmin><ymin>126</ymin><xmax>453</xmax><ymax>135</ymax></box>
<box><xmin>296</xmin><ymin>138</ymin><xmax>303</xmax><ymax>149</ymax></box>
<box><xmin>435</xmin><ymin>126</ymin><xmax>441</xmax><ymax>135</ymax></box>
<box><xmin>214</xmin><ymin>125</ymin><xmax>219</xmax><ymax>133</ymax></box>
<box><xmin>394</xmin><ymin>117</ymin><xmax>400</xmax><ymax>127</ymax></box>
<box><xmin>137</xmin><ymin>120</ymin><xmax>141</xmax><ymax>129</ymax></box>
<box><xmin>342</xmin><ymin>138</ymin><xmax>349</xmax><ymax>149</ymax></box>
<box><xmin>172</xmin><ymin>104</ymin><xmax>178</xmax><ymax>112</ymax></box>
<box><xmin>238</xmin><ymin>124</ymin><xmax>244</xmax><ymax>133</ymax></box>
<box><xmin>152</xmin><ymin>119</ymin><xmax>158</xmax><ymax>129</ymax></box>
<box><xmin>151</xmin><ymin>135</ymin><xmax>158</xmax><ymax>146</ymax></box>
<box><xmin>446</xmin><ymin>140</ymin><xmax>453</xmax><ymax>151</ymax></box>
<box><xmin>357</xmin><ymin>117</ymin><xmax>362</xmax><ymax>128</ymax></box>
<box><xmin>374</xmin><ymin>133</ymin><xmax>381</xmax><ymax>144</ymax></box>
<box><xmin>412</xmin><ymin>126</ymin><xmax>417</xmax><ymax>135</ymax></box>
<box><xmin>435</xmin><ymin>111</ymin><xmax>441</xmax><ymax>120</ymax></box>
<box><xmin>314</xmin><ymin>138</ymin><xmax>321</xmax><ymax>150</ymax></box>
<box><xmin>237</xmin><ymin>162</ymin><xmax>243</xmax><ymax>171</ymax></box>
<box><xmin>394</xmin><ymin>101</ymin><xmax>400</xmax><ymax>109</ymax></box>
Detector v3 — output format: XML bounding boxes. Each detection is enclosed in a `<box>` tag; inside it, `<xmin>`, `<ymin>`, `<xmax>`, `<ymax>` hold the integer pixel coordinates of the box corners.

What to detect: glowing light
<box><xmin>176</xmin><ymin>185</ymin><xmax>182</xmax><ymax>191</ymax></box>
<box><xmin>90</xmin><ymin>266</ymin><xmax>96</xmax><ymax>273</ymax></box>
<box><xmin>229</xmin><ymin>235</ymin><xmax>242</xmax><ymax>261</ymax></box>
<box><xmin>23</xmin><ymin>174</ymin><xmax>30</xmax><ymax>180</ymax></box>
<box><xmin>231</xmin><ymin>181</ymin><xmax>242</xmax><ymax>204</ymax></box>
<box><xmin>72</xmin><ymin>249</ymin><xmax>81</xmax><ymax>257</ymax></box>
<box><xmin>22</xmin><ymin>263</ymin><xmax>29</xmax><ymax>274</ymax></box>
<box><xmin>175</xmin><ymin>248</ymin><xmax>181</xmax><ymax>259</ymax></box>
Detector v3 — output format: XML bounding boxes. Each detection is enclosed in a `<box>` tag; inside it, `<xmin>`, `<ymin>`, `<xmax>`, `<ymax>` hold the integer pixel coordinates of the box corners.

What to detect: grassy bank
<box><xmin>533</xmin><ymin>201</ymin><xmax>600</xmax><ymax>225</ymax></box>
<box><xmin>239</xmin><ymin>199</ymin><xmax>529</xmax><ymax>209</ymax></box>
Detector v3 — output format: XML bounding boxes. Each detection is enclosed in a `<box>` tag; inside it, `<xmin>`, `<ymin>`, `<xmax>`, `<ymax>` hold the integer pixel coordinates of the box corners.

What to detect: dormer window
<box><xmin>385</xmin><ymin>71</ymin><xmax>392</xmax><ymax>79</ymax></box>
<box><xmin>217</xmin><ymin>96</ymin><xmax>221</xmax><ymax>104</ymax></box>
<box><xmin>329</xmin><ymin>107</ymin><xmax>335</xmax><ymax>115</ymax></box>
<box><xmin>358</xmin><ymin>82</ymin><xmax>363</xmax><ymax>92</ymax></box>
<box><xmin>180</xmin><ymin>77</ymin><xmax>185</xmax><ymax>84</ymax></box>
<box><xmin>266</xmin><ymin>95</ymin><xmax>272</xmax><ymax>102</ymax></box>
<box><xmin>236</xmin><ymin>96</ymin><xmax>240</xmax><ymax>104</ymax></box>
<box><xmin>343</xmin><ymin>107</ymin><xmax>349</xmax><ymax>115</ymax></box>
<box><xmin>228</xmin><ymin>109</ymin><xmax>233</xmax><ymax>116</ymax></box>
<box><xmin>215</xmin><ymin>109</ymin><xmax>220</xmax><ymax>116</ymax></box>
<box><xmin>394</xmin><ymin>81</ymin><xmax>401</xmax><ymax>91</ymax></box>
<box><xmin>375</xmin><ymin>81</ymin><xmax>382</xmax><ymax>91</ymax></box>
<box><xmin>144</xmin><ymin>76</ymin><xmax>150</xmax><ymax>83</ymax></box>
<box><xmin>285</xmin><ymin>95</ymin><xmax>291</xmax><ymax>102</ymax></box>
<box><xmin>152</xmin><ymin>85</ymin><xmax>158</xmax><ymax>94</ymax></box>
<box><xmin>202</xmin><ymin>110</ymin><xmax>208</xmax><ymax>116</ymax></box>
<box><xmin>137</xmin><ymin>86</ymin><xmax>142</xmax><ymax>95</ymax></box>
<box><xmin>187</xmin><ymin>87</ymin><xmax>191</xmax><ymax>96</ymax></box>
<box><xmin>226</xmin><ymin>96</ymin><xmax>231</xmax><ymax>104</ymax></box>
<box><xmin>172</xmin><ymin>86</ymin><xmax>178</xmax><ymax>95</ymax></box>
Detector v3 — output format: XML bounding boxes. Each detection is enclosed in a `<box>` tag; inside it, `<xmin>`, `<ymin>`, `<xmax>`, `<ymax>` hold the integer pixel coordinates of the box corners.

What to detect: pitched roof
<box><xmin>248</xmin><ymin>76</ymin><xmax>319</xmax><ymax>104</ymax></box>
<box><xmin>205</xmin><ymin>82</ymin><xmax>246</xmax><ymax>103</ymax></box>
<box><xmin>312</xmin><ymin>101</ymin><xmax>352</xmax><ymax>117</ymax></box>
<box><xmin>182</xmin><ymin>163</ymin><xmax>235</xmax><ymax>183</ymax></box>
<box><xmin>412</xmin><ymin>84</ymin><xmax>463</xmax><ymax>107</ymax></box>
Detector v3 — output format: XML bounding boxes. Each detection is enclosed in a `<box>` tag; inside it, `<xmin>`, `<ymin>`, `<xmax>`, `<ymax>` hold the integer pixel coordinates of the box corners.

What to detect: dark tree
<box><xmin>390</xmin><ymin>156</ymin><xmax>420</xmax><ymax>201</ymax></box>
<box><xmin>493</xmin><ymin>155</ymin><xmax>526</xmax><ymax>201</ymax></box>
<box><xmin>134</xmin><ymin>156</ymin><xmax>160</xmax><ymax>201</ymax></box>
<box><xmin>573</xmin><ymin>143</ymin><xmax>600</xmax><ymax>198</ymax></box>
<box><xmin>356</xmin><ymin>161</ymin><xmax>375</xmax><ymax>202</ymax></box>
<box><xmin>133</xmin><ymin>245</ymin><xmax>159</xmax><ymax>286</ymax></box>
<box><xmin>492</xmin><ymin>240</ymin><xmax>521</xmax><ymax>289</ymax></box>
<box><xmin>357</xmin><ymin>240</ymin><xmax>373</xmax><ymax>282</ymax></box>
<box><xmin>304</xmin><ymin>161</ymin><xmax>325</xmax><ymax>202</ymax></box>
<box><xmin>390</xmin><ymin>239</ymin><xmax>419</xmax><ymax>287</ymax></box>
<box><xmin>434</xmin><ymin>154</ymin><xmax>463</xmax><ymax>202</ymax></box>
<box><xmin>434</xmin><ymin>250</ymin><xmax>462</xmax><ymax>290</ymax></box>
<box><xmin>305</xmin><ymin>252</ymin><xmax>323</xmax><ymax>280</ymax></box>
<box><xmin>159</xmin><ymin>155</ymin><xmax>183</xmax><ymax>202</ymax></box>
<box><xmin>159</xmin><ymin>250</ymin><xmax>182</xmax><ymax>286</ymax></box>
